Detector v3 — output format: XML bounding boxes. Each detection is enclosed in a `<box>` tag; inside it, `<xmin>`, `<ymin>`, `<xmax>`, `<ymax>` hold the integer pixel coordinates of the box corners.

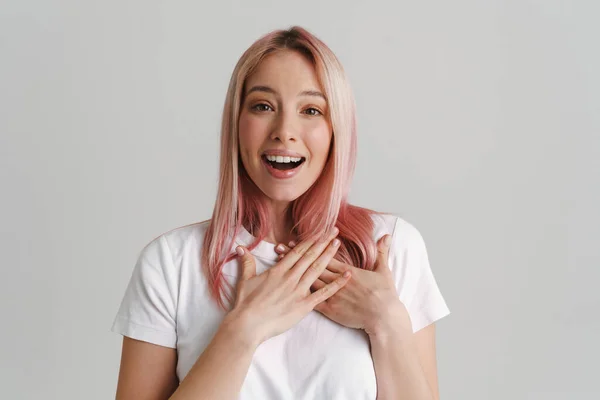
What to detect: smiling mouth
<box><xmin>261</xmin><ymin>155</ymin><xmax>306</xmax><ymax>170</ymax></box>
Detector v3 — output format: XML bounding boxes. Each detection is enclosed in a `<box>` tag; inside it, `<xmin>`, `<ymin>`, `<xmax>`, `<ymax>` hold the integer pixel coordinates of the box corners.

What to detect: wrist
<box><xmin>221</xmin><ymin>309</ymin><xmax>263</xmax><ymax>349</ymax></box>
<box><xmin>367</xmin><ymin>301</ymin><xmax>413</xmax><ymax>341</ymax></box>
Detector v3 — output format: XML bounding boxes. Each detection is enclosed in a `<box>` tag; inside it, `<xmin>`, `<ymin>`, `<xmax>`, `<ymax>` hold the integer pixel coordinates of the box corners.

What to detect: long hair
<box><xmin>202</xmin><ymin>26</ymin><xmax>380</xmax><ymax>310</ymax></box>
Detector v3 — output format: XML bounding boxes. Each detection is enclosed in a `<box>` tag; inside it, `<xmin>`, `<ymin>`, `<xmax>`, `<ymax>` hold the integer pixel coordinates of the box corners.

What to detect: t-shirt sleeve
<box><xmin>388</xmin><ymin>217</ymin><xmax>451</xmax><ymax>333</ymax></box>
<box><xmin>111</xmin><ymin>235</ymin><xmax>178</xmax><ymax>348</ymax></box>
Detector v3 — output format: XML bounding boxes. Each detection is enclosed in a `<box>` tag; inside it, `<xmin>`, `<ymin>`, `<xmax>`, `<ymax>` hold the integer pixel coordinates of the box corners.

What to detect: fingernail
<box><xmin>289</xmin><ymin>241</ymin><xmax>296</xmax><ymax>247</ymax></box>
<box><xmin>333</xmin><ymin>226</ymin><xmax>339</xmax><ymax>235</ymax></box>
<box><xmin>276</xmin><ymin>244</ymin><xmax>285</xmax><ymax>252</ymax></box>
<box><xmin>384</xmin><ymin>235</ymin><xmax>391</xmax><ymax>246</ymax></box>
<box><xmin>333</xmin><ymin>238</ymin><xmax>340</xmax><ymax>247</ymax></box>
<box><xmin>343</xmin><ymin>270</ymin><xmax>351</xmax><ymax>278</ymax></box>
<box><xmin>236</xmin><ymin>246</ymin><xmax>245</xmax><ymax>256</ymax></box>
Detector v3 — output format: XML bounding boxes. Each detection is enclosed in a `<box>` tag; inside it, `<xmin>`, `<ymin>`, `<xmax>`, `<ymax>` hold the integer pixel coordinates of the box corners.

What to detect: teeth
<box><xmin>265</xmin><ymin>155</ymin><xmax>302</xmax><ymax>163</ymax></box>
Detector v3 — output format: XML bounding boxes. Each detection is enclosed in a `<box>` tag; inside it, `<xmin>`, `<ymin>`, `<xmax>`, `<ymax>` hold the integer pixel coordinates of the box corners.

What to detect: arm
<box><xmin>115</xmin><ymin>337</ymin><xmax>179</xmax><ymax>400</ymax></box>
<box><xmin>114</xmin><ymin>232</ymin><xmax>347</xmax><ymax>399</ymax></box>
<box><xmin>169</xmin><ymin>313</ymin><xmax>259</xmax><ymax>400</ymax></box>
<box><xmin>115</xmin><ymin>312</ymin><xmax>259</xmax><ymax>400</ymax></box>
<box><xmin>275</xmin><ymin>230</ymin><xmax>445</xmax><ymax>398</ymax></box>
<box><xmin>369</xmin><ymin>307</ymin><xmax>439</xmax><ymax>400</ymax></box>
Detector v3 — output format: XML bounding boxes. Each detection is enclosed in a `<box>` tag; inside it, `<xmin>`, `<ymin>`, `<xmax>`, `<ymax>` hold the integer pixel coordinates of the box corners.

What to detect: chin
<box><xmin>262</xmin><ymin>188</ymin><xmax>304</xmax><ymax>203</ymax></box>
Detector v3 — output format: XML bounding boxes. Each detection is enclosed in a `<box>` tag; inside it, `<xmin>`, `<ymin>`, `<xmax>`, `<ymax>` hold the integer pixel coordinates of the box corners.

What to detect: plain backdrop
<box><xmin>1</xmin><ymin>1</ymin><xmax>598</xmax><ymax>399</ymax></box>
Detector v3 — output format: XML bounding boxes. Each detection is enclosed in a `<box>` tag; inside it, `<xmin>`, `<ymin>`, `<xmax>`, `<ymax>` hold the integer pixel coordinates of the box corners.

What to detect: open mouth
<box><xmin>262</xmin><ymin>155</ymin><xmax>306</xmax><ymax>170</ymax></box>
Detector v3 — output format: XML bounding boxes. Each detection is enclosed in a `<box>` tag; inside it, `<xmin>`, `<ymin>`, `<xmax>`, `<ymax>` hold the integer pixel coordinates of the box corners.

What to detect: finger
<box><xmin>305</xmin><ymin>270</ymin><xmax>351</xmax><ymax>309</ymax></box>
<box><xmin>317</xmin><ymin>268</ymin><xmax>338</xmax><ymax>284</ymax></box>
<box><xmin>273</xmin><ymin>238</ymin><xmax>316</xmax><ymax>272</ymax></box>
<box><xmin>310</xmin><ymin>278</ymin><xmax>327</xmax><ymax>292</ymax></box>
<box><xmin>272</xmin><ymin>229</ymin><xmax>336</xmax><ymax>273</ymax></box>
<box><xmin>296</xmin><ymin>236</ymin><xmax>341</xmax><ymax>291</ymax></box>
<box><xmin>275</xmin><ymin>243</ymin><xmax>291</xmax><ymax>254</ymax></box>
<box><xmin>236</xmin><ymin>246</ymin><xmax>256</xmax><ymax>281</ymax></box>
<box><xmin>327</xmin><ymin>258</ymin><xmax>348</xmax><ymax>274</ymax></box>
<box><xmin>283</xmin><ymin>227</ymin><xmax>339</xmax><ymax>277</ymax></box>
<box><xmin>374</xmin><ymin>234</ymin><xmax>392</xmax><ymax>273</ymax></box>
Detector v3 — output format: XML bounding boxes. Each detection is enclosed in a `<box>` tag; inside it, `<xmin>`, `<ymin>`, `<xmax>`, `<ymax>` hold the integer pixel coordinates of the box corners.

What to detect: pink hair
<box><xmin>202</xmin><ymin>26</ymin><xmax>382</xmax><ymax>310</ymax></box>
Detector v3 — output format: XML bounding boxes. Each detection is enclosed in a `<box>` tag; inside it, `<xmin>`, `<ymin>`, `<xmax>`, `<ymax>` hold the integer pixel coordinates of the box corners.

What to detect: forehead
<box><xmin>245</xmin><ymin>50</ymin><xmax>322</xmax><ymax>94</ymax></box>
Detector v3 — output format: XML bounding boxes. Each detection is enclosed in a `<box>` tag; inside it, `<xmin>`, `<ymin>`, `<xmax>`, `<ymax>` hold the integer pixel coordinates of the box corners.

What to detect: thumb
<box><xmin>236</xmin><ymin>246</ymin><xmax>256</xmax><ymax>281</ymax></box>
<box><xmin>374</xmin><ymin>234</ymin><xmax>392</xmax><ymax>273</ymax></box>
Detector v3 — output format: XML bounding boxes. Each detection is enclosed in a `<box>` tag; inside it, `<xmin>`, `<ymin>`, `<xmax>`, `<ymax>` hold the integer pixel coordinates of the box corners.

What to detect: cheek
<box><xmin>238</xmin><ymin>114</ymin><xmax>268</xmax><ymax>161</ymax></box>
<box><xmin>306</xmin><ymin>124</ymin><xmax>333</xmax><ymax>163</ymax></box>
<box><xmin>239</xmin><ymin>113</ymin><xmax>269</xmax><ymax>138</ymax></box>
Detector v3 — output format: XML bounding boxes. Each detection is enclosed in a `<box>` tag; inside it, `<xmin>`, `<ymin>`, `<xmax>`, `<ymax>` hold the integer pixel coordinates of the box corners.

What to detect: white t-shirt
<box><xmin>111</xmin><ymin>213</ymin><xmax>450</xmax><ymax>399</ymax></box>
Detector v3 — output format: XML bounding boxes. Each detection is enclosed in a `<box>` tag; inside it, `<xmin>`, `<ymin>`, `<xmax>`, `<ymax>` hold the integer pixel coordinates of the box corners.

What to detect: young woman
<box><xmin>112</xmin><ymin>26</ymin><xmax>450</xmax><ymax>400</ymax></box>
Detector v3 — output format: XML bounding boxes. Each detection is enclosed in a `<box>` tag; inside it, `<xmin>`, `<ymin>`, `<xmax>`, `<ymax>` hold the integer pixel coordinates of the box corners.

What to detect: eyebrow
<box><xmin>246</xmin><ymin>85</ymin><xmax>326</xmax><ymax>100</ymax></box>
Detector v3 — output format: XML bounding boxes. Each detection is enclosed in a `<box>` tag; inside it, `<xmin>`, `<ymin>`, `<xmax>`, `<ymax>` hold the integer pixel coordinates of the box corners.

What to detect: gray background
<box><xmin>1</xmin><ymin>1</ymin><xmax>598</xmax><ymax>399</ymax></box>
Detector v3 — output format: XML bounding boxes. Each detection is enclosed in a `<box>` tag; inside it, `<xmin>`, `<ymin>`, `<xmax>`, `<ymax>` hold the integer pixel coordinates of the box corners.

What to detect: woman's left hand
<box><xmin>274</xmin><ymin>234</ymin><xmax>413</xmax><ymax>337</ymax></box>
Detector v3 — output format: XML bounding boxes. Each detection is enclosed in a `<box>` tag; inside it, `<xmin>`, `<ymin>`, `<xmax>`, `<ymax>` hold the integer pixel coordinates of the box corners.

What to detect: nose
<box><xmin>269</xmin><ymin>111</ymin><xmax>297</xmax><ymax>143</ymax></box>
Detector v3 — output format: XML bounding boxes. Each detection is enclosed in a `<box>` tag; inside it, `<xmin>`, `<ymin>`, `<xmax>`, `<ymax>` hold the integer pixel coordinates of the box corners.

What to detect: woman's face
<box><xmin>238</xmin><ymin>50</ymin><xmax>333</xmax><ymax>205</ymax></box>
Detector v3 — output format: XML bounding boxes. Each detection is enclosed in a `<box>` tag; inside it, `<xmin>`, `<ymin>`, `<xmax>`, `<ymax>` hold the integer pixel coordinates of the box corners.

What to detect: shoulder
<box><xmin>369</xmin><ymin>212</ymin><xmax>425</xmax><ymax>250</ymax></box>
<box><xmin>161</xmin><ymin>220</ymin><xmax>211</xmax><ymax>252</ymax></box>
<box><xmin>140</xmin><ymin>220</ymin><xmax>211</xmax><ymax>256</ymax></box>
<box><xmin>370</xmin><ymin>213</ymin><xmax>431</xmax><ymax>294</ymax></box>
<box><xmin>132</xmin><ymin>220</ymin><xmax>212</xmax><ymax>276</ymax></box>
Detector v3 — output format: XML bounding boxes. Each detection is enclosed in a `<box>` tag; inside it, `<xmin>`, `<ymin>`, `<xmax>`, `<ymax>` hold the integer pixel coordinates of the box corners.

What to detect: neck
<box><xmin>265</xmin><ymin>200</ymin><xmax>297</xmax><ymax>245</ymax></box>
<box><xmin>245</xmin><ymin>200</ymin><xmax>297</xmax><ymax>246</ymax></box>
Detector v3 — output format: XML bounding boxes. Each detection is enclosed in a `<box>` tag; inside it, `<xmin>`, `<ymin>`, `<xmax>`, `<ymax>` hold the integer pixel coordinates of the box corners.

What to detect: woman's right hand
<box><xmin>226</xmin><ymin>227</ymin><xmax>351</xmax><ymax>345</ymax></box>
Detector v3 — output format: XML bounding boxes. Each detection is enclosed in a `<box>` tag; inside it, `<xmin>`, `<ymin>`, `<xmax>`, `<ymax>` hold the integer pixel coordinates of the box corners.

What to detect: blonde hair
<box><xmin>202</xmin><ymin>26</ymin><xmax>380</xmax><ymax>310</ymax></box>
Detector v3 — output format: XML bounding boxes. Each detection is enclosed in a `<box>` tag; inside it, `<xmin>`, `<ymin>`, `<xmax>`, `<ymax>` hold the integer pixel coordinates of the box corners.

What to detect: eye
<box><xmin>303</xmin><ymin>107</ymin><xmax>322</xmax><ymax>116</ymax></box>
<box><xmin>251</xmin><ymin>103</ymin><xmax>273</xmax><ymax>112</ymax></box>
